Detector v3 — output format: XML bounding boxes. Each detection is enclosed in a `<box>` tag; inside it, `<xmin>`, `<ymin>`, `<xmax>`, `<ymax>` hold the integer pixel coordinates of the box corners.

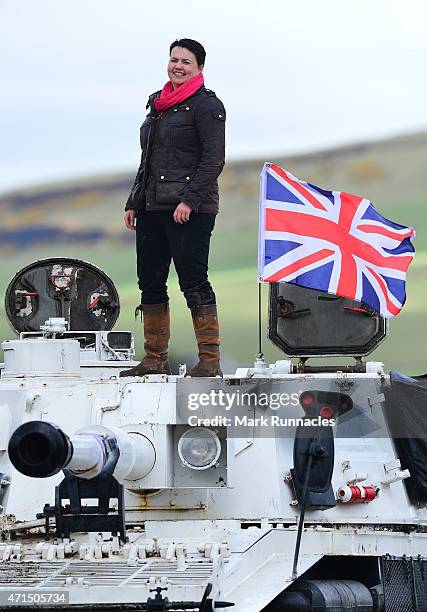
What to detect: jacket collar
<box><xmin>147</xmin><ymin>85</ymin><xmax>205</xmax><ymax>109</ymax></box>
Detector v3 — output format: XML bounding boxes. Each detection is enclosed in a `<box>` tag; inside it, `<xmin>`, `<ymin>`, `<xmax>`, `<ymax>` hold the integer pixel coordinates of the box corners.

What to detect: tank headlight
<box><xmin>178</xmin><ymin>427</ymin><xmax>221</xmax><ymax>470</ymax></box>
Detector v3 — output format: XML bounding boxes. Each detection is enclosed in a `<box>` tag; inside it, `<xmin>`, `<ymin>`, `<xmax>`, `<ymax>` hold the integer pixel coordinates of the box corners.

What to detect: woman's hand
<box><xmin>173</xmin><ymin>202</ymin><xmax>192</xmax><ymax>224</ymax></box>
<box><xmin>124</xmin><ymin>209</ymin><xmax>137</xmax><ymax>230</ymax></box>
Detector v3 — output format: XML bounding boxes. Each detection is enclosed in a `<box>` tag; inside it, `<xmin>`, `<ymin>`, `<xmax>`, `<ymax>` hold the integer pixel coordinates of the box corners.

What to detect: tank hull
<box><xmin>1</xmin><ymin>354</ymin><xmax>426</xmax><ymax>610</ymax></box>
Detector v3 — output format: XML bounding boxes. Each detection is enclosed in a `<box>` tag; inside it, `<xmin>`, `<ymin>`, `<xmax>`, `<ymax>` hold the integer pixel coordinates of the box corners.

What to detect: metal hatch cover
<box><xmin>4</xmin><ymin>258</ymin><xmax>120</xmax><ymax>334</ymax></box>
<box><xmin>269</xmin><ymin>283</ymin><xmax>387</xmax><ymax>357</ymax></box>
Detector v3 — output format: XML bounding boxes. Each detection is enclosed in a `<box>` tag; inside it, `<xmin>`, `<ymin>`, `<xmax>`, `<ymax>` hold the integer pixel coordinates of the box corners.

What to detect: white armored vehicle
<box><xmin>0</xmin><ymin>258</ymin><xmax>426</xmax><ymax>611</ymax></box>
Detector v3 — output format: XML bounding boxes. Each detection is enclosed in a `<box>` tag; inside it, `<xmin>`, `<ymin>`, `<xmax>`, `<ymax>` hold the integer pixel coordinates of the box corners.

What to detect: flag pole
<box><xmin>258</xmin><ymin>282</ymin><xmax>263</xmax><ymax>358</ymax></box>
<box><xmin>257</xmin><ymin>163</ymin><xmax>268</xmax><ymax>359</ymax></box>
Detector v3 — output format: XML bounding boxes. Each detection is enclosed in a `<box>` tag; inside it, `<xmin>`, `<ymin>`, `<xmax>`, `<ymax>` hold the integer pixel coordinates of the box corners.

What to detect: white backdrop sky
<box><xmin>1</xmin><ymin>0</ymin><xmax>426</xmax><ymax>193</ymax></box>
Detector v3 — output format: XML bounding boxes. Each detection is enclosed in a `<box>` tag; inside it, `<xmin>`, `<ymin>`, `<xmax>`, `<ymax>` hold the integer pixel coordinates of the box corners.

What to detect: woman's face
<box><xmin>168</xmin><ymin>46</ymin><xmax>203</xmax><ymax>89</ymax></box>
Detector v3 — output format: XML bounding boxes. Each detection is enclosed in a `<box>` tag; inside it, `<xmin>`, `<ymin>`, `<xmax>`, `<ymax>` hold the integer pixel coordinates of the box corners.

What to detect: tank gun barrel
<box><xmin>8</xmin><ymin>421</ymin><xmax>155</xmax><ymax>482</ymax></box>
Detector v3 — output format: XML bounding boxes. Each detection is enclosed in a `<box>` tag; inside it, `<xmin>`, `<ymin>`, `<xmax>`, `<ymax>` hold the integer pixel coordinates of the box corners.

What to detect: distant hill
<box><xmin>1</xmin><ymin>131</ymin><xmax>426</xmax><ymax>373</ymax></box>
<box><xmin>1</xmin><ymin>131</ymin><xmax>426</xmax><ymax>250</ymax></box>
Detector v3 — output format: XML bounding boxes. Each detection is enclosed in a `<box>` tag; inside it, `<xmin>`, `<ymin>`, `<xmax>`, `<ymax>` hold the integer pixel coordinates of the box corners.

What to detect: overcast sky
<box><xmin>1</xmin><ymin>0</ymin><xmax>426</xmax><ymax>193</ymax></box>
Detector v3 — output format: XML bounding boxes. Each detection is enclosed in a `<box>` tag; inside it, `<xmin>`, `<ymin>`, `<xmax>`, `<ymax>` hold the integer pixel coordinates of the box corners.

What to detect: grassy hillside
<box><xmin>1</xmin><ymin>132</ymin><xmax>426</xmax><ymax>374</ymax></box>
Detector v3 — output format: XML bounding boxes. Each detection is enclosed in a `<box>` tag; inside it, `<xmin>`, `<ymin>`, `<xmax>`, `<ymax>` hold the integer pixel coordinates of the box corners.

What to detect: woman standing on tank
<box><xmin>120</xmin><ymin>38</ymin><xmax>226</xmax><ymax>378</ymax></box>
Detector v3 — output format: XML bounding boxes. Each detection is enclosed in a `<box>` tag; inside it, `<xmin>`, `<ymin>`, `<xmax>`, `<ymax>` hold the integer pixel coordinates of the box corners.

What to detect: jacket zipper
<box><xmin>142</xmin><ymin>112</ymin><xmax>163</xmax><ymax>194</ymax></box>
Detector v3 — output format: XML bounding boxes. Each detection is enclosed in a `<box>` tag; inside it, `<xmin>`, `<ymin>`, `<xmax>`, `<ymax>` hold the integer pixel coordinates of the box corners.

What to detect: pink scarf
<box><xmin>154</xmin><ymin>73</ymin><xmax>204</xmax><ymax>112</ymax></box>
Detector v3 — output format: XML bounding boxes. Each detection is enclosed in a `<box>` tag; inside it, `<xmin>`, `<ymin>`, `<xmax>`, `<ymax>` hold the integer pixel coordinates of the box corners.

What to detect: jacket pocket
<box><xmin>172</xmin><ymin>124</ymin><xmax>198</xmax><ymax>147</ymax></box>
<box><xmin>155</xmin><ymin>169</ymin><xmax>195</xmax><ymax>205</ymax></box>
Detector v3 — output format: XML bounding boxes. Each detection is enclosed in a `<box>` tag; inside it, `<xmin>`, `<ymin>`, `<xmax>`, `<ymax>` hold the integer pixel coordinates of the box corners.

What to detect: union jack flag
<box><xmin>258</xmin><ymin>163</ymin><xmax>416</xmax><ymax>318</ymax></box>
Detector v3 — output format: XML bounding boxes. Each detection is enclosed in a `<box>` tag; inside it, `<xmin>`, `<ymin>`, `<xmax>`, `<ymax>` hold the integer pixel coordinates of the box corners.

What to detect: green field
<box><xmin>1</xmin><ymin>132</ymin><xmax>426</xmax><ymax>374</ymax></box>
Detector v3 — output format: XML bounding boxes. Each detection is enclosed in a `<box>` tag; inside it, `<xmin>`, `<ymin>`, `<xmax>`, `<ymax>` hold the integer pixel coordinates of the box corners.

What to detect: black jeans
<box><xmin>136</xmin><ymin>211</ymin><xmax>216</xmax><ymax>308</ymax></box>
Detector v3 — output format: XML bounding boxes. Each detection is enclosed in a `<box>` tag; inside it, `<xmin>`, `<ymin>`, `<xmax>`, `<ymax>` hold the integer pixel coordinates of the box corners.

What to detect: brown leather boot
<box><xmin>119</xmin><ymin>303</ymin><xmax>171</xmax><ymax>377</ymax></box>
<box><xmin>187</xmin><ymin>304</ymin><xmax>222</xmax><ymax>377</ymax></box>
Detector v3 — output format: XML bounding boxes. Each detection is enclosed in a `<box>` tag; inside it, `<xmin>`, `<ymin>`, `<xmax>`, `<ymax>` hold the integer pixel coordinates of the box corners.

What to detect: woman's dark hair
<box><xmin>169</xmin><ymin>38</ymin><xmax>206</xmax><ymax>66</ymax></box>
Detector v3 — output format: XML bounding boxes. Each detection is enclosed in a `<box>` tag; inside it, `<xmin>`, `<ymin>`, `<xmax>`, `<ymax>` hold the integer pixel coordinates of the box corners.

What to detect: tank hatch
<box><xmin>5</xmin><ymin>258</ymin><xmax>120</xmax><ymax>333</ymax></box>
<box><xmin>269</xmin><ymin>283</ymin><xmax>387</xmax><ymax>357</ymax></box>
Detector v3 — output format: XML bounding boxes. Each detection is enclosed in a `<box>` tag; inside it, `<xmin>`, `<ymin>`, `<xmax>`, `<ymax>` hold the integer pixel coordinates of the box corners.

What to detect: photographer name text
<box><xmin>188</xmin><ymin>415</ymin><xmax>335</xmax><ymax>427</ymax></box>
